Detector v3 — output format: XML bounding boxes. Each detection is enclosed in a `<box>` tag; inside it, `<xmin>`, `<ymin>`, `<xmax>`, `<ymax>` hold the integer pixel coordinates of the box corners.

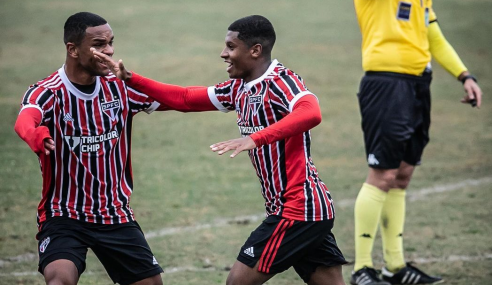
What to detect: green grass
<box><xmin>0</xmin><ymin>0</ymin><xmax>491</xmax><ymax>284</ymax></box>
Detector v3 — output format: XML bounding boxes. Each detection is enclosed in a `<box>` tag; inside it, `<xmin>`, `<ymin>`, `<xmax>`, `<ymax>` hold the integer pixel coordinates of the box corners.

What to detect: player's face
<box><xmin>77</xmin><ymin>24</ymin><xmax>114</xmax><ymax>76</ymax></box>
<box><xmin>221</xmin><ymin>31</ymin><xmax>255</xmax><ymax>81</ymax></box>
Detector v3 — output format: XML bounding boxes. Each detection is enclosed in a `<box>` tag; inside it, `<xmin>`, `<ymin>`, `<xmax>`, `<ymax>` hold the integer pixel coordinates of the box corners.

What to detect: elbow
<box><xmin>311</xmin><ymin>109</ymin><xmax>322</xmax><ymax>127</ymax></box>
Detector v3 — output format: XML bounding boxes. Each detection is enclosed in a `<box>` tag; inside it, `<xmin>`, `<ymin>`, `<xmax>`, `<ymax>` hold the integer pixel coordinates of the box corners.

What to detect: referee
<box><xmin>351</xmin><ymin>1</ymin><xmax>482</xmax><ymax>285</ymax></box>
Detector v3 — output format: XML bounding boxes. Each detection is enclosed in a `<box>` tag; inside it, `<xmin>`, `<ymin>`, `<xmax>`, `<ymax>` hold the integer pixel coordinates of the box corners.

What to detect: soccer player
<box><xmin>14</xmin><ymin>12</ymin><xmax>164</xmax><ymax>285</ymax></box>
<box><xmin>350</xmin><ymin>1</ymin><xmax>483</xmax><ymax>285</ymax></box>
<box><xmin>93</xmin><ymin>15</ymin><xmax>347</xmax><ymax>285</ymax></box>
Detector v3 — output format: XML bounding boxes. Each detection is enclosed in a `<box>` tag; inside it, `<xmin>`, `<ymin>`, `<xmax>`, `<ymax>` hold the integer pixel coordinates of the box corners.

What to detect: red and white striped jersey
<box><xmin>207</xmin><ymin>60</ymin><xmax>335</xmax><ymax>221</ymax></box>
<box><xmin>20</xmin><ymin>66</ymin><xmax>160</xmax><ymax>227</ymax></box>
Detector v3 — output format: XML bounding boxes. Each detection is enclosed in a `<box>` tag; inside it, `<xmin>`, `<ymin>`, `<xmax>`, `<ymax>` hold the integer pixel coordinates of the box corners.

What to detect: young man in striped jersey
<box><xmin>93</xmin><ymin>15</ymin><xmax>347</xmax><ymax>285</ymax></box>
<box><xmin>351</xmin><ymin>1</ymin><xmax>483</xmax><ymax>284</ymax></box>
<box><xmin>15</xmin><ymin>12</ymin><xmax>164</xmax><ymax>285</ymax></box>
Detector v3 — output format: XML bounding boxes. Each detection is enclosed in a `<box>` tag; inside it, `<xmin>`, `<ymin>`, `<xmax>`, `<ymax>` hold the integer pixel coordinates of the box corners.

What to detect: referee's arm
<box><xmin>428</xmin><ymin>21</ymin><xmax>483</xmax><ymax>107</ymax></box>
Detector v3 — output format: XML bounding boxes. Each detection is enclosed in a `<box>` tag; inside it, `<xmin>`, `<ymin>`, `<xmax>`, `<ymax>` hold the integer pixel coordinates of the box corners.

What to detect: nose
<box><xmin>103</xmin><ymin>44</ymin><xmax>114</xmax><ymax>57</ymax></box>
<box><xmin>220</xmin><ymin>47</ymin><xmax>228</xmax><ymax>59</ymax></box>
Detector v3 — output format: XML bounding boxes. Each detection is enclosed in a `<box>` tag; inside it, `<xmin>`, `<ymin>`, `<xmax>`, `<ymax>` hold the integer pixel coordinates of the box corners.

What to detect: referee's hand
<box><xmin>461</xmin><ymin>78</ymin><xmax>482</xmax><ymax>108</ymax></box>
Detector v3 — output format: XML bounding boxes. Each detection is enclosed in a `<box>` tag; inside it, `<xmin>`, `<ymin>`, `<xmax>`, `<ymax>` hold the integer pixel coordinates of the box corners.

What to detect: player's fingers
<box><xmin>118</xmin><ymin>59</ymin><xmax>126</xmax><ymax>71</ymax></box>
<box><xmin>217</xmin><ymin>145</ymin><xmax>234</xmax><ymax>155</ymax></box>
<box><xmin>229</xmin><ymin>147</ymin><xmax>244</xmax><ymax>158</ymax></box>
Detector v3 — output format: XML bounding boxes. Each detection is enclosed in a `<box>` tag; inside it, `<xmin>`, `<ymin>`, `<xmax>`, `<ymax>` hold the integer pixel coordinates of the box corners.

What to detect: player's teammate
<box><xmin>93</xmin><ymin>15</ymin><xmax>347</xmax><ymax>285</ymax></box>
<box><xmin>14</xmin><ymin>12</ymin><xmax>164</xmax><ymax>285</ymax></box>
<box><xmin>351</xmin><ymin>1</ymin><xmax>483</xmax><ymax>284</ymax></box>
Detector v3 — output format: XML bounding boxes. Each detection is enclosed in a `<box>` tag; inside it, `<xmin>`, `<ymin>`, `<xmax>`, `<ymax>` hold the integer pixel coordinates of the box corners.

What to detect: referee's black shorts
<box><xmin>357</xmin><ymin>71</ymin><xmax>432</xmax><ymax>169</ymax></box>
<box><xmin>36</xmin><ymin>217</ymin><xmax>163</xmax><ymax>285</ymax></box>
<box><xmin>237</xmin><ymin>215</ymin><xmax>347</xmax><ymax>283</ymax></box>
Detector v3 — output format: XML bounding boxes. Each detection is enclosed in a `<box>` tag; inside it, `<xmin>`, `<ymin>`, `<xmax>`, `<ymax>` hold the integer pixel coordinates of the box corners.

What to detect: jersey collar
<box><xmin>244</xmin><ymin>59</ymin><xmax>278</xmax><ymax>91</ymax></box>
<box><xmin>58</xmin><ymin>65</ymin><xmax>101</xmax><ymax>100</ymax></box>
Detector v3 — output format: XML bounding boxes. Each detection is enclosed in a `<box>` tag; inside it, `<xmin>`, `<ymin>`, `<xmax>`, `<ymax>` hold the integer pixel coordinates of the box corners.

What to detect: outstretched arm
<box><xmin>211</xmin><ymin>95</ymin><xmax>321</xmax><ymax>158</ymax></box>
<box><xmin>428</xmin><ymin>22</ymin><xmax>483</xmax><ymax>108</ymax></box>
<box><xmin>14</xmin><ymin>108</ymin><xmax>54</xmax><ymax>155</ymax></box>
<box><xmin>92</xmin><ymin>48</ymin><xmax>215</xmax><ymax>112</ymax></box>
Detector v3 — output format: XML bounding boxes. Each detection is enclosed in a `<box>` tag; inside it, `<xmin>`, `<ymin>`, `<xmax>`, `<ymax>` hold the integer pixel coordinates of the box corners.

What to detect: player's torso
<box><xmin>52</xmin><ymin>78</ymin><xmax>127</xmax><ymax>157</ymax></box>
<box><xmin>354</xmin><ymin>0</ymin><xmax>434</xmax><ymax>75</ymax></box>
<box><xmin>235</xmin><ymin>80</ymin><xmax>279</xmax><ymax>137</ymax></box>
<box><xmin>39</xmin><ymin>71</ymin><xmax>135</xmax><ymax>224</ymax></box>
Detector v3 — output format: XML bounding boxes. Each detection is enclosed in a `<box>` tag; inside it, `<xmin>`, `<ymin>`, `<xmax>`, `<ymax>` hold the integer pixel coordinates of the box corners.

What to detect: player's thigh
<box><xmin>43</xmin><ymin>259</ymin><xmax>80</xmax><ymax>285</ymax></box>
<box><xmin>91</xmin><ymin>221</ymin><xmax>163</xmax><ymax>285</ymax></box>
<box><xmin>226</xmin><ymin>260</ymin><xmax>274</xmax><ymax>285</ymax></box>
<box><xmin>130</xmin><ymin>274</ymin><xmax>163</xmax><ymax>285</ymax></box>
<box><xmin>308</xmin><ymin>265</ymin><xmax>345</xmax><ymax>285</ymax></box>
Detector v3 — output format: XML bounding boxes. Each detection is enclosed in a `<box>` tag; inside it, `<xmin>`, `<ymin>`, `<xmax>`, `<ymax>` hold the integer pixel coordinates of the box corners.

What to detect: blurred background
<box><xmin>0</xmin><ymin>0</ymin><xmax>491</xmax><ymax>284</ymax></box>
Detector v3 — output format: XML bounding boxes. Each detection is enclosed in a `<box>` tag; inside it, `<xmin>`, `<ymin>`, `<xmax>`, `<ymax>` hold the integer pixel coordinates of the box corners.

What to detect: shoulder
<box><xmin>101</xmin><ymin>72</ymin><xmax>120</xmax><ymax>83</ymax></box>
<box><xmin>33</xmin><ymin>70</ymin><xmax>63</xmax><ymax>92</ymax></box>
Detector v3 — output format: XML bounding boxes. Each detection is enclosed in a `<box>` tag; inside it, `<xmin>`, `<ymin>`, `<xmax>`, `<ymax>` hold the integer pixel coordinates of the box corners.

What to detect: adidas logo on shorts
<box><xmin>243</xmin><ymin>247</ymin><xmax>254</xmax><ymax>257</ymax></box>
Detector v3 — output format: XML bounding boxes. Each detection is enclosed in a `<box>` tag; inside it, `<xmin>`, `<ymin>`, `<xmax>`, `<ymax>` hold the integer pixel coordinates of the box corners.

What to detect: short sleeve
<box><xmin>268</xmin><ymin>70</ymin><xmax>318</xmax><ymax>113</ymax></box>
<box><xmin>207</xmin><ymin>79</ymin><xmax>243</xmax><ymax>112</ymax></box>
<box><xmin>20</xmin><ymin>85</ymin><xmax>54</xmax><ymax>123</ymax></box>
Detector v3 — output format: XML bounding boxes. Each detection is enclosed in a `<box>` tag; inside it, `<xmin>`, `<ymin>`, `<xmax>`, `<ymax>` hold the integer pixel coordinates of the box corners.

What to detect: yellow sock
<box><xmin>380</xmin><ymin>188</ymin><xmax>406</xmax><ymax>272</ymax></box>
<box><xmin>354</xmin><ymin>183</ymin><xmax>387</xmax><ymax>271</ymax></box>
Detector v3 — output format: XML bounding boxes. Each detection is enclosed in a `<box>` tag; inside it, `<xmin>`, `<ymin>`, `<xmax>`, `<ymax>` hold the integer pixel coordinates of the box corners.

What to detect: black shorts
<box><xmin>237</xmin><ymin>215</ymin><xmax>347</xmax><ymax>283</ymax></box>
<box><xmin>357</xmin><ymin>71</ymin><xmax>432</xmax><ymax>169</ymax></box>
<box><xmin>36</xmin><ymin>217</ymin><xmax>163</xmax><ymax>285</ymax></box>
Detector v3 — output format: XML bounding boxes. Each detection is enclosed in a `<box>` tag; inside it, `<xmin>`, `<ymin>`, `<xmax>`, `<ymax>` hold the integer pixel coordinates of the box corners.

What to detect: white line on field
<box><xmin>1</xmin><ymin>176</ymin><xmax>490</xmax><ymax>267</ymax></box>
<box><xmin>1</xmin><ymin>253</ymin><xmax>492</xmax><ymax>277</ymax></box>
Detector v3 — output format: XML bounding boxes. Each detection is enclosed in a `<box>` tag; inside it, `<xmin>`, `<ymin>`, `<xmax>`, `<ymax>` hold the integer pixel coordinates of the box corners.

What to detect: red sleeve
<box><xmin>127</xmin><ymin>72</ymin><xmax>216</xmax><ymax>112</ymax></box>
<box><xmin>249</xmin><ymin>95</ymin><xmax>321</xmax><ymax>146</ymax></box>
<box><xmin>14</xmin><ymin>108</ymin><xmax>52</xmax><ymax>154</ymax></box>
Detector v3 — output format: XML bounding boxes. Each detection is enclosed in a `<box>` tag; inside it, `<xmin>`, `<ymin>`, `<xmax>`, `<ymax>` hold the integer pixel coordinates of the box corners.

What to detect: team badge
<box><xmin>249</xmin><ymin>95</ymin><xmax>263</xmax><ymax>115</ymax></box>
<box><xmin>39</xmin><ymin>237</ymin><xmax>50</xmax><ymax>253</ymax></box>
<box><xmin>101</xmin><ymin>100</ymin><xmax>120</xmax><ymax>122</ymax></box>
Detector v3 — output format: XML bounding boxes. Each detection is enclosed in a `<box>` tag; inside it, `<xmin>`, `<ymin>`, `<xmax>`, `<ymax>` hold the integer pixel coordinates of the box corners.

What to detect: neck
<box><xmin>64</xmin><ymin>60</ymin><xmax>96</xmax><ymax>85</ymax></box>
<box><xmin>245</xmin><ymin>58</ymin><xmax>272</xmax><ymax>83</ymax></box>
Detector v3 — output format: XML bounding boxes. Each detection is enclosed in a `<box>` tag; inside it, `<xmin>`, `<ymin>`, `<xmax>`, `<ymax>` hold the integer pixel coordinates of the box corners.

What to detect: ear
<box><xmin>250</xmin><ymin>43</ymin><xmax>263</xmax><ymax>59</ymax></box>
<box><xmin>66</xmin><ymin>42</ymin><xmax>79</xmax><ymax>59</ymax></box>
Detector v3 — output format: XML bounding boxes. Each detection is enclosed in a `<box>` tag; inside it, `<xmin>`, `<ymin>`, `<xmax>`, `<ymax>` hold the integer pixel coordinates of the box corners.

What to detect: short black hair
<box><xmin>64</xmin><ymin>12</ymin><xmax>107</xmax><ymax>45</ymax></box>
<box><xmin>228</xmin><ymin>15</ymin><xmax>276</xmax><ymax>56</ymax></box>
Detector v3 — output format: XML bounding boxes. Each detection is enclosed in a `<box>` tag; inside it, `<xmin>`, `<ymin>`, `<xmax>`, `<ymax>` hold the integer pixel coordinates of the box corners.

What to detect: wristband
<box><xmin>460</xmin><ymin>74</ymin><xmax>477</xmax><ymax>84</ymax></box>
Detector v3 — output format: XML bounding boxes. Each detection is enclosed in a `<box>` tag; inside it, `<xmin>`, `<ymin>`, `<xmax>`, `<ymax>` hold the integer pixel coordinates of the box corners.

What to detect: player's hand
<box><xmin>210</xmin><ymin>136</ymin><xmax>257</xmax><ymax>158</ymax></box>
<box><xmin>460</xmin><ymin>78</ymin><xmax>482</xmax><ymax>108</ymax></box>
<box><xmin>90</xmin><ymin>48</ymin><xmax>132</xmax><ymax>81</ymax></box>
<box><xmin>44</xmin><ymin>138</ymin><xmax>55</xmax><ymax>155</ymax></box>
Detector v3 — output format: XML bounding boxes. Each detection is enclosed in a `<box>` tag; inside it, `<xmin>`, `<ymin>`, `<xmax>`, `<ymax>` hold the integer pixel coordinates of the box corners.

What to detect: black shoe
<box><xmin>351</xmin><ymin>267</ymin><xmax>391</xmax><ymax>285</ymax></box>
<box><xmin>381</xmin><ymin>263</ymin><xmax>443</xmax><ymax>284</ymax></box>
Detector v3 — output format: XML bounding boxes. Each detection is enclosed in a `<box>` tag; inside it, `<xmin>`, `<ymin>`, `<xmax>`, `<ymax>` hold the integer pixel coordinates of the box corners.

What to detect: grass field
<box><xmin>0</xmin><ymin>0</ymin><xmax>491</xmax><ymax>284</ymax></box>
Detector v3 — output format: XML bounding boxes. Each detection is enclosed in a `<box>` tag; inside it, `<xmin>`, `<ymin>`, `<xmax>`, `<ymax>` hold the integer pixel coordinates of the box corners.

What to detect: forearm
<box><xmin>14</xmin><ymin>108</ymin><xmax>51</xmax><ymax>154</ymax></box>
<box><xmin>250</xmin><ymin>95</ymin><xmax>322</xmax><ymax>146</ymax></box>
<box><xmin>127</xmin><ymin>72</ymin><xmax>216</xmax><ymax>112</ymax></box>
<box><xmin>428</xmin><ymin>22</ymin><xmax>468</xmax><ymax>78</ymax></box>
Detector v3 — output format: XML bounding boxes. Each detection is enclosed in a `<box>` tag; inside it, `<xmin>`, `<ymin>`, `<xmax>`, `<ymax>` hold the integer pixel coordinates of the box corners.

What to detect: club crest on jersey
<box><xmin>101</xmin><ymin>100</ymin><xmax>120</xmax><ymax>121</ymax></box>
<box><xmin>249</xmin><ymin>95</ymin><xmax>263</xmax><ymax>115</ymax></box>
<box><xmin>39</xmin><ymin>237</ymin><xmax>50</xmax><ymax>253</ymax></box>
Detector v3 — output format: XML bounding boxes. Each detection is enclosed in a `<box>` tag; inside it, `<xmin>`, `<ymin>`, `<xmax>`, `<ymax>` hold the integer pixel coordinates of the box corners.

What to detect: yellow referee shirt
<box><xmin>354</xmin><ymin>0</ymin><xmax>437</xmax><ymax>75</ymax></box>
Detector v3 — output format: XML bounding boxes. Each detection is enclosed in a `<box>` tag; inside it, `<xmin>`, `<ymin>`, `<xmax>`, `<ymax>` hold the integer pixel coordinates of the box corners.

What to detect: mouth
<box><xmin>97</xmin><ymin>60</ymin><xmax>108</xmax><ymax>69</ymax></box>
<box><xmin>224</xmin><ymin>61</ymin><xmax>232</xmax><ymax>72</ymax></box>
